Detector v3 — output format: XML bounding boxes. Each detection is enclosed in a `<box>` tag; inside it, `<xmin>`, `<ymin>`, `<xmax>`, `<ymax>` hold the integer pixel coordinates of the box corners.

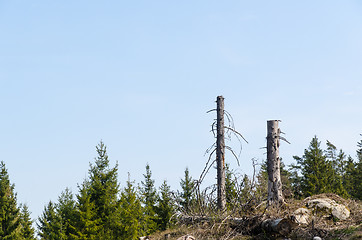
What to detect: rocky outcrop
<box><xmin>306</xmin><ymin>198</ymin><xmax>350</xmax><ymax>220</ymax></box>
<box><xmin>293</xmin><ymin>197</ymin><xmax>350</xmax><ymax>225</ymax></box>
<box><xmin>293</xmin><ymin>207</ymin><xmax>311</xmax><ymax>224</ymax></box>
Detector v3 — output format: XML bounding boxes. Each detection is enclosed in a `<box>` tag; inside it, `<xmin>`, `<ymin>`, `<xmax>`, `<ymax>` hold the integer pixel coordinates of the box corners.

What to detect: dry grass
<box><xmin>147</xmin><ymin>194</ymin><xmax>361</xmax><ymax>240</ymax></box>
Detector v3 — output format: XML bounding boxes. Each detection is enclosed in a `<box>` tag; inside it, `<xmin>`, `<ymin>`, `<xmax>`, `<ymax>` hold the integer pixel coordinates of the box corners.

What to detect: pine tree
<box><xmin>179</xmin><ymin>167</ymin><xmax>194</xmax><ymax>213</ymax></box>
<box><xmin>118</xmin><ymin>177</ymin><xmax>144</xmax><ymax>240</ymax></box>
<box><xmin>87</xmin><ymin>141</ymin><xmax>120</xmax><ymax>238</ymax></box>
<box><xmin>139</xmin><ymin>164</ymin><xmax>158</xmax><ymax>234</ymax></box>
<box><xmin>0</xmin><ymin>161</ymin><xmax>21</xmax><ymax>240</ymax></box>
<box><xmin>19</xmin><ymin>204</ymin><xmax>36</xmax><ymax>240</ymax></box>
<box><xmin>37</xmin><ymin>201</ymin><xmax>64</xmax><ymax>240</ymax></box>
<box><xmin>156</xmin><ymin>180</ymin><xmax>175</xmax><ymax>231</ymax></box>
<box><xmin>292</xmin><ymin>136</ymin><xmax>333</xmax><ymax>197</ymax></box>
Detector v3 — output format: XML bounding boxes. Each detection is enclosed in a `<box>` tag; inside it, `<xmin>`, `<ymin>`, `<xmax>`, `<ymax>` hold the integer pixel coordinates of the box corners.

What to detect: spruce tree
<box><xmin>37</xmin><ymin>201</ymin><xmax>64</xmax><ymax>240</ymax></box>
<box><xmin>357</xmin><ymin>134</ymin><xmax>362</xmax><ymax>162</ymax></box>
<box><xmin>57</xmin><ymin>188</ymin><xmax>76</xmax><ymax>238</ymax></box>
<box><xmin>87</xmin><ymin>141</ymin><xmax>120</xmax><ymax>238</ymax></box>
<box><xmin>118</xmin><ymin>177</ymin><xmax>144</xmax><ymax>240</ymax></box>
<box><xmin>354</xmin><ymin>160</ymin><xmax>362</xmax><ymax>200</ymax></box>
<box><xmin>325</xmin><ymin>141</ymin><xmax>348</xmax><ymax>197</ymax></box>
<box><xmin>353</xmin><ymin>135</ymin><xmax>362</xmax><ymax>199</ymax></box>
<box><xmin>19</xmin><ymin>204</ymin><xmax>36</xmax><ymax>240</ymax></box>
<box><xmin>179</xmin><ymin>167</ymin><xmax>194</xmax><ymax>213</ymax></box>
<box><xmin>255</xmin><ymin>162</ymin><xmax>268</xmax><ymax>201</ymax></box>
<box><xmin>140</xmin><ymin>163</ymin><xmax>158</xmax><ymax>234</ymax></box>
<box><xmin>225</xmin><ymin>164</ymin><xmax>237</xmax><ymax>210</ymax></box>
<box><xmin>0</xmin><ymin>161</ymin><xmax>21</xmax><ymax>239</ymax></box>
<box><xmin>292</xmin><ymin>136</ymin><xmax>332</xmax><ymax>196</ymax></box>
<box><xmin>343</xmin><ymin>156</ymin><xmax>357</xmax><ymax>198</ymax></box>
<box><xmin>156</xmin><ymin>180</ymin><xmax>175</xmax><ymax>231</ymax></box>
<box><xmin>240</xmin><ymin>174</ymin><xmax>253</xmax><ymax>203</ymax></box>
<box><xmin>70</xmin><ymin>181</ymin><xmax>100</xmax><ymax>240</ymax></box>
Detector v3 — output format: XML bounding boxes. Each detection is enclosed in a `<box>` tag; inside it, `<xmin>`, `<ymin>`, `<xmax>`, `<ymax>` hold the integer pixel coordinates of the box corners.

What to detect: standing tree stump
<box><xmin>216</xmin><ymin>96</ymin><xmax>226</xmax><ymax>211</ymax></box>
<box><xmin>267</xmin><ymin>120</ymin><xmax>285</xmax><ymax>206</ymax></box>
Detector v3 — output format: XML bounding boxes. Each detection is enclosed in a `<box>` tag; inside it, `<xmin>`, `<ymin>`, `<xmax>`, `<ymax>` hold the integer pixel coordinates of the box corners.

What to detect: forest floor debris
<box><xmin>147</xmin><ymin>194</ymin><xmax>361</xmax><ymax>240</ymax></box>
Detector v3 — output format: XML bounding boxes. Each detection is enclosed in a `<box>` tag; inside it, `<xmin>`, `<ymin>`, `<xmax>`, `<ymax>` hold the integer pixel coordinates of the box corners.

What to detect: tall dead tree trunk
<box><xmin>267</xmin><ymin>120</ymin><xmax>285</xmax><ymax>206</ymax></box>
<box><xmin>216</xmin><ymin>96</ymin><xmax>226</xmax><ymax>211</ymax></box>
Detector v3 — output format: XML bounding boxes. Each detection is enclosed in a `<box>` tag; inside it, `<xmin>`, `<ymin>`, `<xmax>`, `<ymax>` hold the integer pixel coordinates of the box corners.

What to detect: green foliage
<box><xmin>37</xmin><ymin>201</ymin><xmax>64</xmax><ymax>240</ymax></box>
<box><xmin>70</xmin><ymin>181</ymin><xmax>100</xmax><ymax>240</ymax></box>
<box><xmin>255</xmin><ymin>162</ymin><xmax>268</xmax><ymax>201</ymax></box>
<box><xmin>156</xmin><ymin>180</ymin><xmax>175</xmax><ymax>231</ymax></box>
<box><xmin>31</xmin><ymin>134</ymin><xmax>362</xmax><ymax>239</ymax></box>
<box><xmin>87</xmin><ymin>141</ymin><xmax>121</xmax><ymax>238</ymax></box>
<box><xmin>354</xmin><ymin>161</ymin><xmax>362</xmax><ymax>200</ymax></box>
<box><xmin>225</xmin><ymin>164</ymin><xmax>237</xmax><ymax>210</ymax></box>
<box><xmin>343</xmin><ymin>156</ymin><xmax>356</xmax><ymax>197</ymax></box>
<box><xmin>292</xmin><ymin>136</ymin><xmax>333</xmax><ymax>196</ymax></box>
<box><xmin>19</xmin><ymin>204</ymin><xmax>36</xmax><ymax>240</ymax></box>
<box><xmin>352</xmin><ymin>135</ymin><xmax>362</xmax><ymax>199</ymax></box>
<box><xmin>57</xmin><ymin>188</ymin><xmax>77</xmax><ymax>238</ymax></box>
<box><xmin>38</xmin><ymin>141</ymin><xmax>123</xmax><ymax>239</ymax></box>
<box><xmin>179</xmin><ymin>167</ymin><xmax>195</xmax><ymax>213</ymax></box>
<box><xmin>291</xmin><ymin>136</ymin><xmax>354</xmax><ymax>198</ymax></box>
<box><xmin>239</xmin><ymin>174</ymin><xmax>253</xmax><ymax>203</ymax></box>
<box><xmin>0</xmin><ymin>162</ymin><xmax>35</xmax><ymax>240</ymax></box>
<box><xmin>88</xmin><ymin>141</ymin><xmax>120</xmax><ymax>226</ymax></box>
<box><xmin>118</xmin><ymin>177</ymin><xmax>144</xmax><ymax>240</ymax></box>
<box><xmin>324</xmin><ymin>141</ymin><xmax>348</xmax><ymax>197</ymax></box>
<box><xmin>256</xmin><ymin>159</ymin><xmax>292</xmax><ymax>200</ymax></box>
<box><xmin>0</xmin><ymin>161</ymin><xmax>22</xmax><ymax>240</ymax></box>
<box><xmin>357</xmin><ymin>134</ymin><xmax>362</xmax><ymax>162</ymax></box>
<box><xmin>140</xmin><ymin>164</ymin><xmax>158</xmax><ymax>234</ymax></box>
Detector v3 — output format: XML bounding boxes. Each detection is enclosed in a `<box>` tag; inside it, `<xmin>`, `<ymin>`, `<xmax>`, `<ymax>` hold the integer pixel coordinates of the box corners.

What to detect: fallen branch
<box><xmin>179</xmin><ymin>215</ymin><xmax>295</xmax><ymax>237</ymax></box>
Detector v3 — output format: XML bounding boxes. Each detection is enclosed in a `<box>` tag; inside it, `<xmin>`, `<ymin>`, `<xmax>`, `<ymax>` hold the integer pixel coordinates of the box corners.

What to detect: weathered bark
<box><xmin>260</xmin><ymin>218</ymin><xmax>294</xmax><ymax>236</ymax></box>
<box><xmin>216</xmin><ymin>96</ymin><xmax>226</xmax><ymax>211</ymax></box>
<box><xmin>266</xmin><ymin>120</ymin><xmax>285</xmax><ymax>205</ymax></box>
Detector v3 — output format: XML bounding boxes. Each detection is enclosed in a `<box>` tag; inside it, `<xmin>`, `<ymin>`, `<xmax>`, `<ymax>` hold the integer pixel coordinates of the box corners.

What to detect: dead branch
<box><xmin>204</xmin><ymin>143</ymin><xmax>216</xmax><ymax>156</ymax></box>
<box><xmin>210</xmin><ymin>121</ymin><xmax>217</xmax><ymax>138</ymax></box>
<box><xmin>225</xmin><ymin>146</ymin><xmax>240</xmax><ymax>166</ymax></box>
<box><xmin>198</xmin><ymin>158</ymin><xmax>216</xmax><ymax>186</ymax></box>
<box><xmin>178</xmin><ymin>215</ymin><xmax>295</xmax><ymax>237</ymax></box>
<box><xmin>279</xmin><ymin>136</ymin><xmax>291</xmax><ymax>144</ymax></box>
<box><xmin>223</xmin><ymin>110</ymin><xmax>236</xmax><ymax>129</ymax></box>
<box><xmin>224</xmin><ymin>126</ymin><xmax>248</xmax><ymax>144</ymax></box>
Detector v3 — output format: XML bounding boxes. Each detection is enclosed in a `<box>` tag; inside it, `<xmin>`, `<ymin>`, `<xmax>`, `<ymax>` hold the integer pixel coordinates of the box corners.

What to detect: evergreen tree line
<box><xmin>253</xmin><ymin>135</ymin><xmax>362</xmax><ymax>201</ymax></box>
<box><xmin>37</xmin><ymin>141</ymin><xmax>182</xmax><ymax>240</ymax></box>
<box><xmin>289</xmin><ymin>135</ymin><xmax>362</xmax><ymax>199</ymax></box>
<box><xmin>1</xmin><ymin>136</ymin><xmax>361</xmax><ymax>239</ymax></box>
<box><xmin>0</xmin><ymin>161</ymin><xmax>36</xmax><ymax>239</ymax></box>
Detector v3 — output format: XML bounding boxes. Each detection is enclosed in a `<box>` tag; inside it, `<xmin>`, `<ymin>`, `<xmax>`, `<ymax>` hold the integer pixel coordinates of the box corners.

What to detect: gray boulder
<box><xmin>306</xmin><ymin>198</ymin><xmax>350</xmax><ymax>220</ymax></box>
<box><xmin>293</xmin><ymin>207</ymin><xmax>311</xmax><ymax>224</ymax></box>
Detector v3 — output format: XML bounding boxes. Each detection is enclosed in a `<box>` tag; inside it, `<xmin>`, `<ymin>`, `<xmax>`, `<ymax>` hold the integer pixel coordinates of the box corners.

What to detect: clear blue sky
<box><xmin>1</xmin><ymin>1</ymin><xmax>361</xmax><ymax>221</ymax></box>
